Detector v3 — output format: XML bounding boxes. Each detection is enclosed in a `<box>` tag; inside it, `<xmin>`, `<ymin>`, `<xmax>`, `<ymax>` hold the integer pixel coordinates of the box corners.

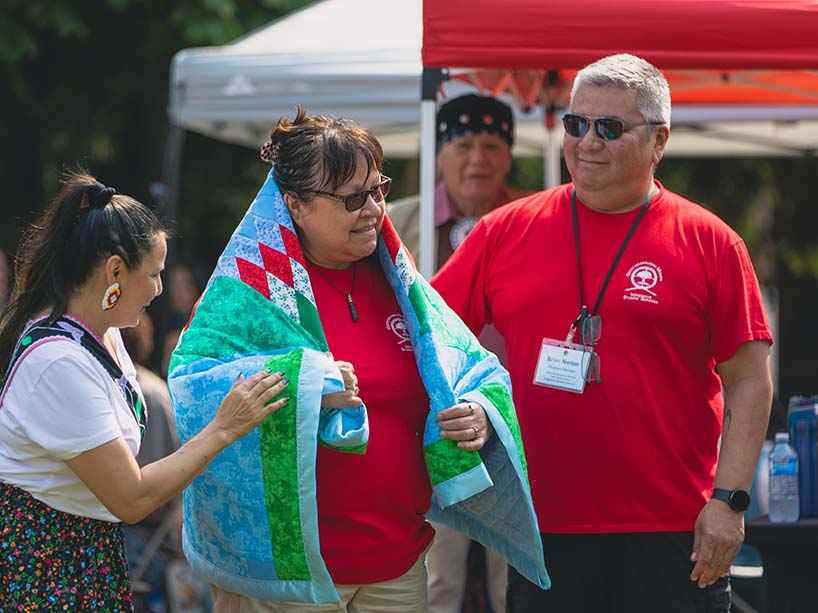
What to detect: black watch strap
<box><xmin>712</xmin><ymin>488</ymin><xmax>751</xmax><ymax>512</ymax></box>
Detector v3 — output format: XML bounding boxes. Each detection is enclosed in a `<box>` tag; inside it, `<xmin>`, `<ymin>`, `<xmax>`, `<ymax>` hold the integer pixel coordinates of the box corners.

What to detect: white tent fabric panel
<box><xmin>169</xmin><ymin>0</ymin><xmax>423</xmax><ymax>149</ymax></box>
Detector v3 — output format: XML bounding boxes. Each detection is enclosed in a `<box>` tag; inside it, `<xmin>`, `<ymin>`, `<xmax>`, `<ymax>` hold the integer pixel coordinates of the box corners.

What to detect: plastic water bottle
<box><xmin>769</xmin><ymin>432</ymin><xmax>800</xmax><ymax>523</ymax></box>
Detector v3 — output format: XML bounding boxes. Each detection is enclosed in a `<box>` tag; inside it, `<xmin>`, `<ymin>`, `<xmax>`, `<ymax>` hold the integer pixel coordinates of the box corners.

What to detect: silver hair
<box><xmin>570</xmin><ymin>54</ymin><xmax>671</xmax><ymax>128</ymax></box>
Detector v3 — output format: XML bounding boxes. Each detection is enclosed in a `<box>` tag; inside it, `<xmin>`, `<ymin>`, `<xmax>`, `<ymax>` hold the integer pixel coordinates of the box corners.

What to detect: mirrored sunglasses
<box><xmin>307</xmin><ymin>176</ymin><xmax>392</xmax><ymax>212</ymax></box>
<box><xmin>563</xmin><ymin>113</ymin><xmax>664</xmax><ymax>141</ymax></box>
<box><xmin>580</xmin><ymin>314</ymin><xmax>602</xmax><ymax>384</ymax></box>
<box><xmin>579</xmin><ymin>314</ymin><xmax>602</xmax><ymax>346</ymax></box>
<box><xmin>586</xmin><ymin>351</ymin><xmax>601</xmax><ymax>385</ymax></box>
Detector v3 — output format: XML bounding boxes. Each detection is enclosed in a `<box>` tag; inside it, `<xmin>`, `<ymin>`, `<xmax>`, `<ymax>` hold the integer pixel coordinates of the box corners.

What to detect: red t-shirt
<box><xmin>307</xmin><ymin>256</ymin><xmax>434</xmax><ymax>584</ymax></box>
<box><xmin>432</xmin><ymin>182</ymin><xmax>772</xmax><ymax>534</ymax></box>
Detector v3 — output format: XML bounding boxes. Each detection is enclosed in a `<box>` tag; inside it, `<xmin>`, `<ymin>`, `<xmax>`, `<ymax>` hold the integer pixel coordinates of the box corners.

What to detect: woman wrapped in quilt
<box><xmin>0</xmin><ymin>172</ymin><xmax>288</xmax><ymax>611</ymax></box>
<box><xmin>169</xmin><ymin>107</ymin><xmax>550</xmax><ymax>612</ymax></box>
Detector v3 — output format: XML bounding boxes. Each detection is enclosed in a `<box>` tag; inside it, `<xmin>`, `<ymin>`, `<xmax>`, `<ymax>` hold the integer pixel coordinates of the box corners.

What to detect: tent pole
<box><xmin>419</xmin><ymin>67</ymin><xmax>445</xmax><ymax>278</ymax></box>
<box><xmin>159</xmin><ymin>122</ymin><xmax>186</xmax><ymax>227</ymax></box>
<box><xmin>155</xmin><ymin>122</ymin><xmax>186</xmax><ymax>358</ymax></box>
<box><xmin>544</xmin><ymin>107</ymin><xmax>560</xmax><ymax>188</ymax></box>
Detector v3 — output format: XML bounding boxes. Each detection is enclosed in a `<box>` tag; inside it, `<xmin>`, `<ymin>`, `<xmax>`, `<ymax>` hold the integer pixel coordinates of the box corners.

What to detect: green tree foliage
<box><xmin>0</xmin><ymin>0</ymin><xmax>310</xmax><ymax>256</ymax></box>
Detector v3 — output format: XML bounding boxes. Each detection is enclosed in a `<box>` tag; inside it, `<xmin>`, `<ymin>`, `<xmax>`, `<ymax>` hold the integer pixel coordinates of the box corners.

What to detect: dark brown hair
<box><xmin>0</xmin><ymin>171</ymin><xmax>166</xmax><ymax>376</ymax></box>
<box><xmin>268</xmin><ymin>106</ymin><xmax>384</xmax><ymax>197</ymax></box>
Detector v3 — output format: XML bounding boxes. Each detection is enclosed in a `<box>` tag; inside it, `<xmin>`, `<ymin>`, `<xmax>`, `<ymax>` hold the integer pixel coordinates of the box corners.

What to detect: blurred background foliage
<box><xmin>0</xmin><ymin>0</ymin><xmax>311</xmax><ymax>257</ymax></box>
<box><xmin>1</xmin><ymin>0</ymin><xmax>817</xmax><ymax>399</ymax></box>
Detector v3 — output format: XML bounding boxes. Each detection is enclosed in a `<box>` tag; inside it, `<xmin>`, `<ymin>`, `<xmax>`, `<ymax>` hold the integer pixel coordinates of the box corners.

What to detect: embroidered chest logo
<box><xmin>386</xmin><ymin>314</ymin><xmax>413</xmax><ymax>352</ymax></box>
<box><xmin>623</xmin><ymin>261</ymin><xmax>663</xmax><ymax>305</ymax></box>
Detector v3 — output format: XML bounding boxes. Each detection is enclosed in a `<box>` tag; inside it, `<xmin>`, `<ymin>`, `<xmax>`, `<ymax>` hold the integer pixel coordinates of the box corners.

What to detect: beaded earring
<box><xmin>102</xmin><ymin>281</ymin><xmax>121</xmax><ymax>311</ymax></box>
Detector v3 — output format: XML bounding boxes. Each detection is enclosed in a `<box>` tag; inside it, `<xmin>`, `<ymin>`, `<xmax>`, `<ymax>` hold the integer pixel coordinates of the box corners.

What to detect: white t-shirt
<box><xmin>0</xmin><ymin>327</ymin><xmax>142</xmax><ymax>522</ymax></box>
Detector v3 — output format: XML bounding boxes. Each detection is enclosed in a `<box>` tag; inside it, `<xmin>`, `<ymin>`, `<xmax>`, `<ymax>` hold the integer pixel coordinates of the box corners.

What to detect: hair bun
<box><xmin>86</xmin><ymin>183</ymin><xmax>117</xmax><ymax>209</ymax></box>
<box><xmin>259</xmin><ymin>139</ymin><xmax>280</xmax><ymax>165</ymax></box>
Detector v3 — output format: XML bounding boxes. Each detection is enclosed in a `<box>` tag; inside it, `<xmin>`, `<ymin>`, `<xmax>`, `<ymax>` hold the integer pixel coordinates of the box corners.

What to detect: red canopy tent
<box><xmin>415</xmin><ymin>0</ymin><xmax>818</xmax><ymax>276</ymax></box>
<box><xmin>424</xmin><ymin>0</ymin><xmax>818</xmax><ymax>68</ymax></box>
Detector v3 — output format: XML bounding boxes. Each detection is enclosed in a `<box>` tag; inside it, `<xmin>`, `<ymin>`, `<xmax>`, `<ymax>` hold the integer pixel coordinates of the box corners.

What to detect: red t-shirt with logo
<box><xmin>307</xmin><ymin>256</ymin><xmax>434</xmax><ymax>583</ymax></box>
<box><xmin>432</xmin><ymin>182</ymin><xmax>772</xmax><ymax>533</ymax></box>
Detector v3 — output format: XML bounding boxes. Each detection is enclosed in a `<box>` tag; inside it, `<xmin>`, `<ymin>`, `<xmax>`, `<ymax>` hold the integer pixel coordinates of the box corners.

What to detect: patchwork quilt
<box><xmin>167</xmin><ymin>169</ymin><xmax>550</xmax><ymax>603</ymax></box>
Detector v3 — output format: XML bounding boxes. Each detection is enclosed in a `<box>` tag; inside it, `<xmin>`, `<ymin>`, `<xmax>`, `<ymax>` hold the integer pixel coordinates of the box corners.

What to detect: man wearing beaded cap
<box><xmin>389</xmin><ymin>94</ymin><xmax>529</xmax><ymax>272</ymax></box>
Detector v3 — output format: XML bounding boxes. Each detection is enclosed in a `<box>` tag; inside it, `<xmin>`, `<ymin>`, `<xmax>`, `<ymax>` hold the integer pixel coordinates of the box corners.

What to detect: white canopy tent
<box><xmin>168</xmin><ymin>0</ymin><xmax>818</xmax><ymax>161</ymax></box>
<box><xmin>169</xmin><ymin>0</ymin><xmax>424</xmax><ymax>155</ymax></box>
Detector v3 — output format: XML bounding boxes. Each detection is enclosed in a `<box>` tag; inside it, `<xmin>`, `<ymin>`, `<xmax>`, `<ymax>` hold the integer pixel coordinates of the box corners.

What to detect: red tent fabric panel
<box><xmin>668</xmin><ymin>71</ymin><xmax>818</xmax><ymax>105</ymax></box>
<box><xmin>423</xmin><ymin>0</ymin><xmax>818</xmax><ymax>71</ymax></box>
<box><xmin>451</xmin><ymin>68</ymin><xmax>818</xmax><ymax>109</ymax></box>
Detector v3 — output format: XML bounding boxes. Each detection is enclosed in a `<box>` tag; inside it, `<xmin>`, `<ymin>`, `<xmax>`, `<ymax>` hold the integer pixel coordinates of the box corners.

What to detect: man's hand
<box><xmin>690</xmin><ymin>499</ymin><xmax>745</xmax><ymax>588</ymax></box>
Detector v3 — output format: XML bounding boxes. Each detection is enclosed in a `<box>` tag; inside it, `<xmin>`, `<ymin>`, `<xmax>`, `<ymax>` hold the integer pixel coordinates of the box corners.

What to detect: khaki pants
<box><xmin>212</xmin><ymin>548</ymin><xmax>428</xmax><ymax>613</ymax></box>
<box><xmin>427</xmin><ymin>523</ymin><xmax>507</xmax><ymax>613</ymax></box>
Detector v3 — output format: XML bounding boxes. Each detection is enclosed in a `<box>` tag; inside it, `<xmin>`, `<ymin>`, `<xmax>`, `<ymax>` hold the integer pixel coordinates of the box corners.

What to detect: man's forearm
<box><xmin>715</xmin><ymin>371</ymin><xmax>772</xmax><ymax>490</ymax></box>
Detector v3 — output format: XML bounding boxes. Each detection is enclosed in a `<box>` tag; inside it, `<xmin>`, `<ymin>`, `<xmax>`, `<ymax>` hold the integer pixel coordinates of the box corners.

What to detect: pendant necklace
<box><xmin>312</xmin><ymin>262</ymin><xmax>359</xmax><ymax>322</ymax></box>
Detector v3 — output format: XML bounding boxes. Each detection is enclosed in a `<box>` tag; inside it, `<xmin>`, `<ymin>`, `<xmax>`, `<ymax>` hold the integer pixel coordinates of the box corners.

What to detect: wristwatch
<box><xmin>711</xmin><ymin>488</ymin><xmax>751</xmax><ymax>512</ymax></box>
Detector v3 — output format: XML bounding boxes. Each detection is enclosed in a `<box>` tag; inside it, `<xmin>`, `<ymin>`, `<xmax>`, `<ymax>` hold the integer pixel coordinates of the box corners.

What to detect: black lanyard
<box><xmin>571</xmin><ymin>188</ymin><xmax>654</xmax><ymax>320</ymax></box>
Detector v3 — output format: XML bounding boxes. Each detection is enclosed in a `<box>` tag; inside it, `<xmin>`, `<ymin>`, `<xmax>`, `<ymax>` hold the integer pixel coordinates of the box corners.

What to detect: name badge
<box><xmin>533</xmin><ymin>338</ymin><xmax>594</xmax><ymax>394</ymax></box>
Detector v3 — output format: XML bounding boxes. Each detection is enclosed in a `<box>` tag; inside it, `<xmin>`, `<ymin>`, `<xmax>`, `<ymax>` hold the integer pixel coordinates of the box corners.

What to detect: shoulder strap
<box><xmin>1</xmin><ymin>316</ymin><xmax>146</xmax><ymax>438</ymax></box>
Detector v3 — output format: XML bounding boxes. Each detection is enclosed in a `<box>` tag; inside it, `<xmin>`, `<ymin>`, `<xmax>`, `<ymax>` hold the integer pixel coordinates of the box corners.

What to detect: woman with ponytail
<box><xmin>0</xmin><ymin>172</ymin><xmax>290</xmax><ymax>611</ymax></box>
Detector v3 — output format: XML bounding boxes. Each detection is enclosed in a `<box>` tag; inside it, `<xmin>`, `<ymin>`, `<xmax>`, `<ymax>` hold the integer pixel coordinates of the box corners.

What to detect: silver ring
<box><xmin>471</xmin><ymin>425</ymin><xmax>479</xmax><ymax>440</ymax></box>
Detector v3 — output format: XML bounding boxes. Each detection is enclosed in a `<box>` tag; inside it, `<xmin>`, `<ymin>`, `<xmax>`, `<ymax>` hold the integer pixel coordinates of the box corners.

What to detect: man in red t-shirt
<box><xmin>432</xmin><ymin>54</ymin><xmax>773</xmax><ymax>613</ymax></box>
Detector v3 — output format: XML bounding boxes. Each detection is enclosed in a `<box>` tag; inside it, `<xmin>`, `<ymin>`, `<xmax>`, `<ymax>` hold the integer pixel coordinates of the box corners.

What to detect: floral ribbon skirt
<box><xmin>0</xmin><ymin>480</ymin><xmax>133</xmax><ymax>611</ymax></box>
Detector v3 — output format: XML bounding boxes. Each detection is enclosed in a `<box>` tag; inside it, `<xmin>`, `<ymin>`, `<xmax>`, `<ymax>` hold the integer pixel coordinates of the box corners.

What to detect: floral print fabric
<box><xmin>0</xmin><ymin>481</ymin><xmax>133</xmax><ymax>611</ymax></box>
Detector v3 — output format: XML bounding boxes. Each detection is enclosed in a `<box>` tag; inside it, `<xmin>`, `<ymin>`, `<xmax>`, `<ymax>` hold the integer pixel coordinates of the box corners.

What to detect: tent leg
<box><xmin>544</xmin><ymin>112</ymin><xmax>561</xmax><ymax>188</ymax></box>
<box><xmin>419</xmin><ymin>68</ymin><xmax>446</xmax><ymax>278</ymax></box>
<box><xmin>419</xmin><ymin>101</ymin><xmax>436</xmax><ymax>278</ymax></box>
<box><xmin>159</xmin><ymin>123</ymin><xmax>186</xmax><ymax>225</ymax></box>
<box><xmin>153</xmin><ymin>123</ymin><xmax>186</xmax><ymax>354</ymax></box>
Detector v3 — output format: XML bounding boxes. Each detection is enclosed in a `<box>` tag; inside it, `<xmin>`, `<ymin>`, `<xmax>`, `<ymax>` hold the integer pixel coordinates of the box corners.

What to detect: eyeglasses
<box><xmin>580</xmin><ymin>314</ymin><xmax>602</xmax><ymax>384</ymax></box>
<box><xmin>304</xmin><ymin>176</ymin><xmax>392</xmax><ymax>212</ymax></box>
<box><xmin>563</xmin><ymin>113</ymin><xmax>665</xmax><ymax>141</ymax></box>
<box><xmin>579</xmin><ymin>313</ymin><xmax>601</xmax><ymax>346</ymax></box>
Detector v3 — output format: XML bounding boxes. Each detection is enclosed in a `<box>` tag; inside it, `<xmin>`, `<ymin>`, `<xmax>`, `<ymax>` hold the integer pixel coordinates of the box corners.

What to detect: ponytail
<box><xmin>0</xmin><ymin>171</ymin><xmax>165</xmax><ymax>377</ymax></box>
